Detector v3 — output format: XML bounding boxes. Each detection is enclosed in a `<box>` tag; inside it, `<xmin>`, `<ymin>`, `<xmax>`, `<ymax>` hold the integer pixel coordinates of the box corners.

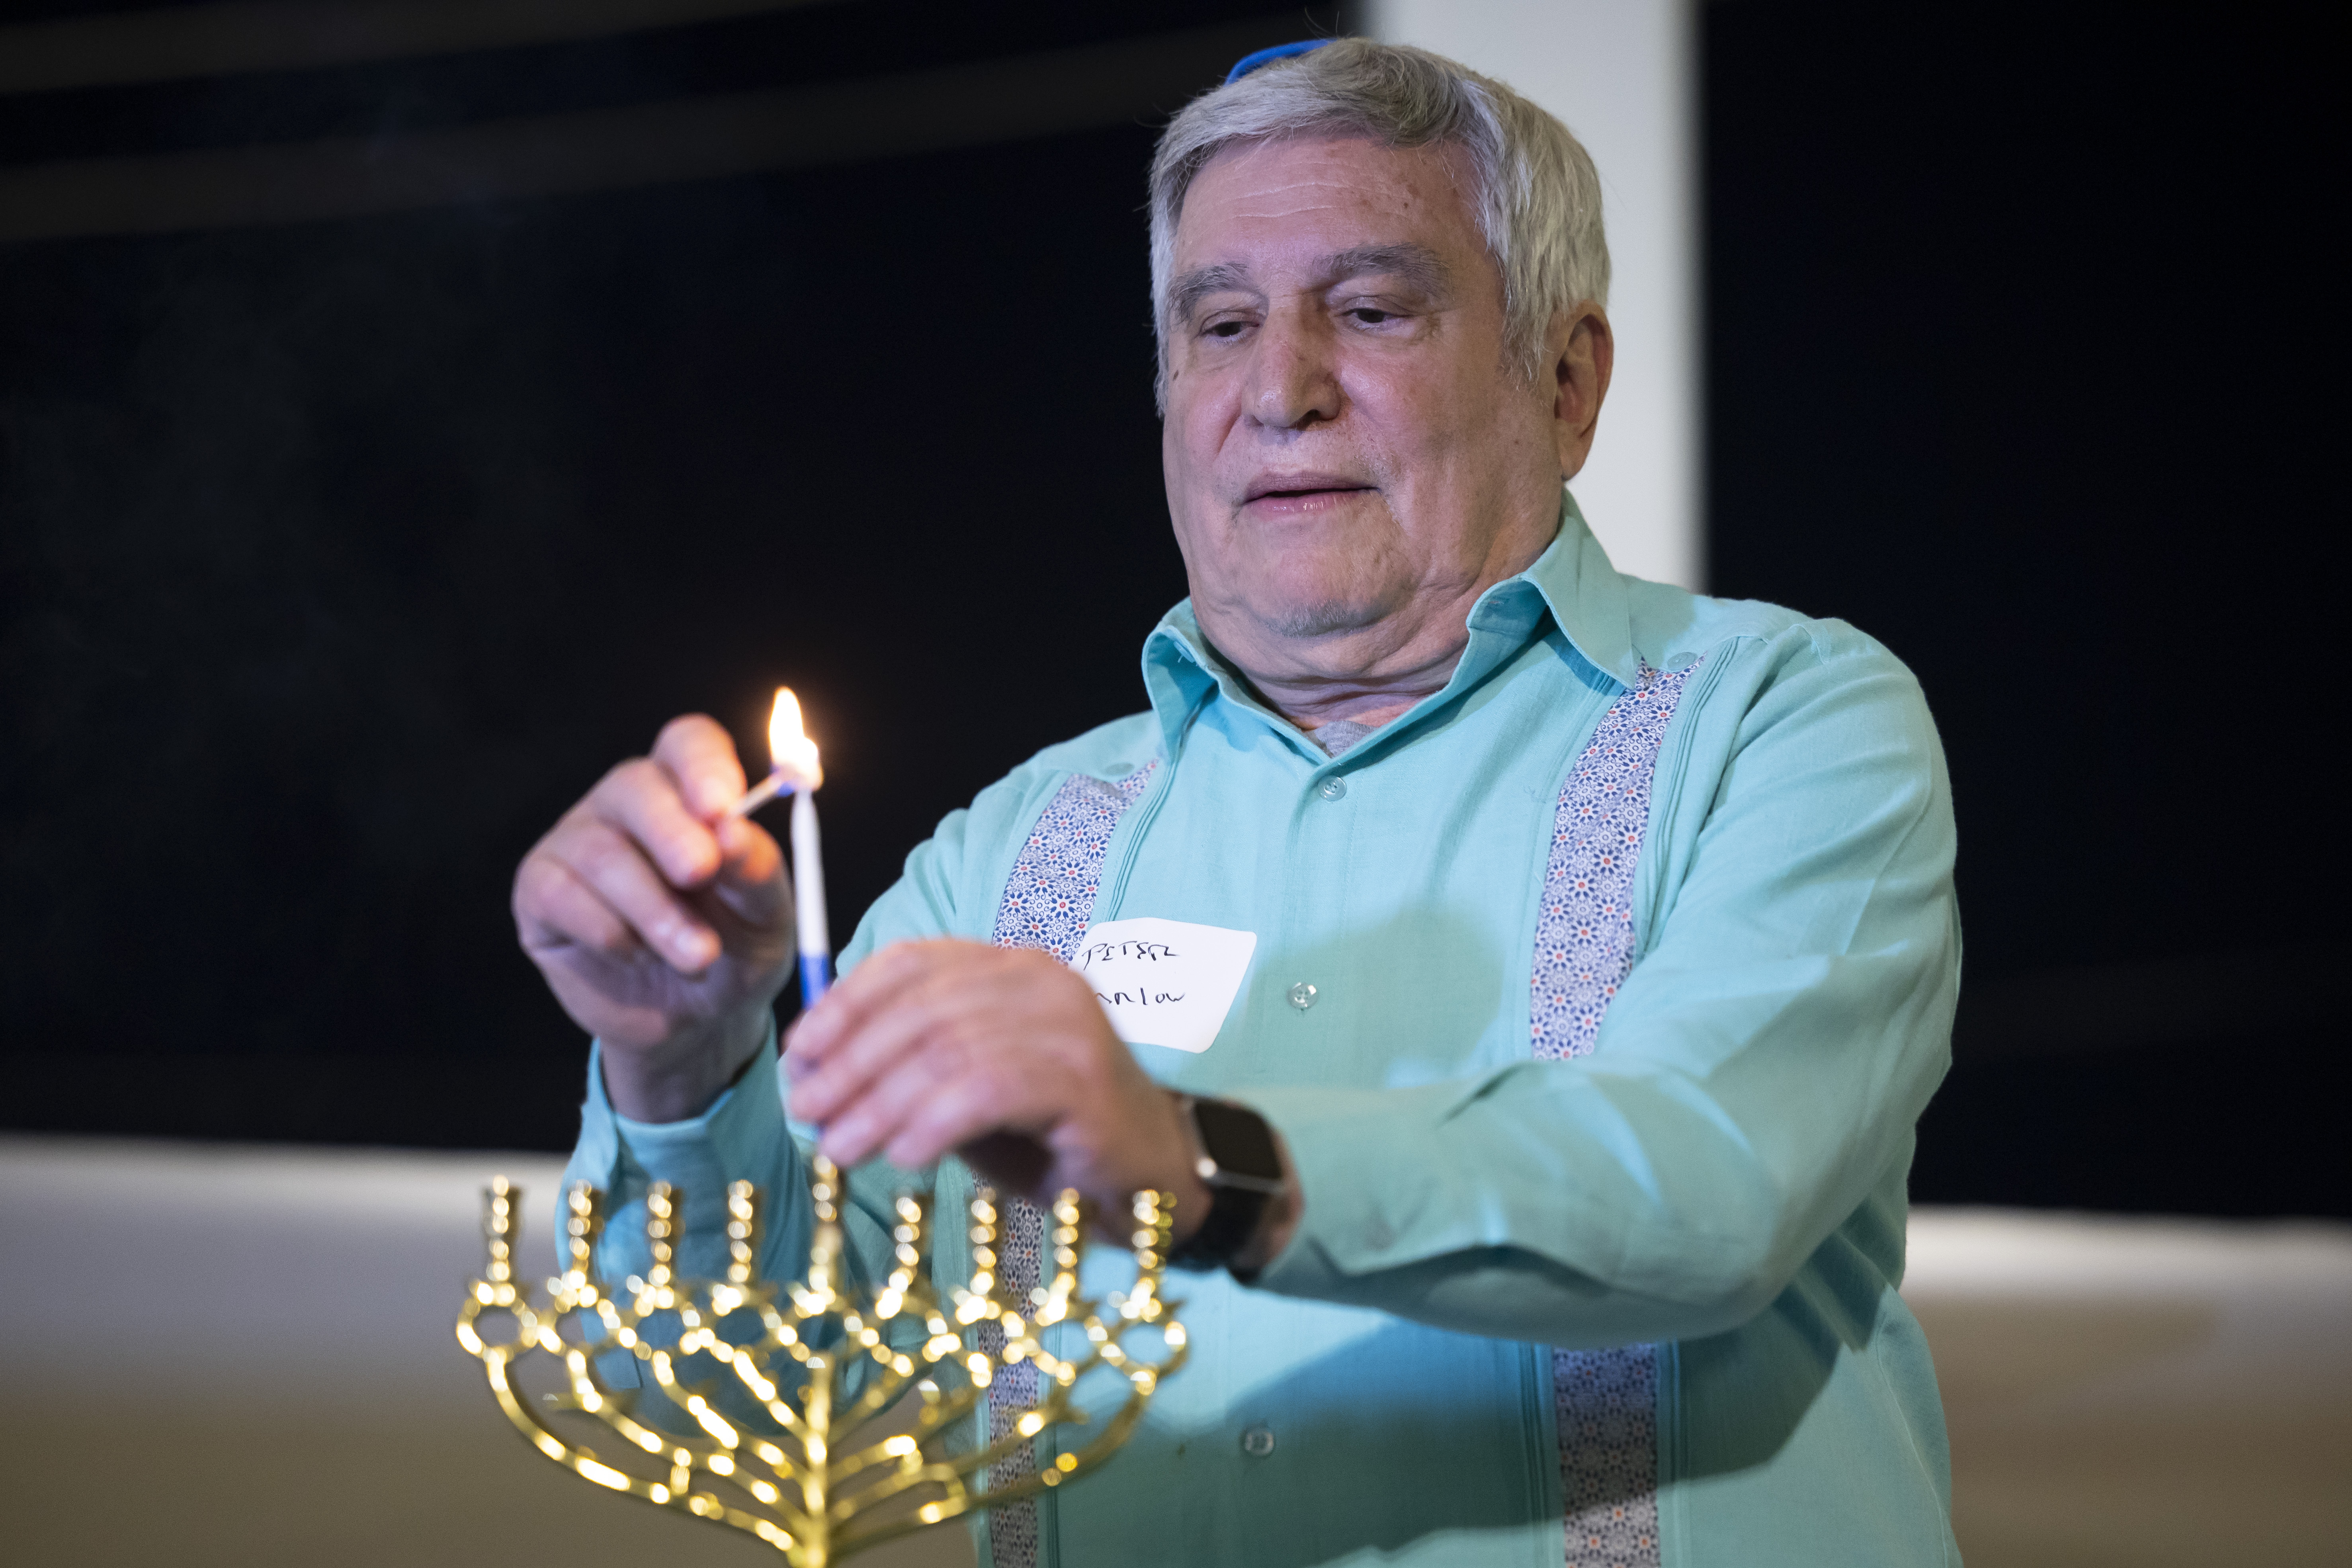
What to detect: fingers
<box><xmin>785</xmin><ymin>942</ymin><xmax>1099</xmax><ymax>1168</ymax></box>
<box><xmin>786</xmin><ymin>944</ymin><xmax>990</xmax><ymax>1125</ymax></box>
<box><xmin>784</xmin><ymin>939</ymin><xmax>954</xmax><ymax>1072</ymax></box>
<box><xmin>515</xmin><ymin>717</ymin><xmax>790</xmax><ymax>982</ymax></box>
<box><xmin>777</xmin><ymin>939</ymin><xmax>1201</xmax><ymax>1217</ymax></box>
<box><xmin>707</xmin><ymin>814</ymin><xmax>790</xmax><ymax>929</ymax></box>
<box><xmin>817</xmin><ymin>1035</ymin><xmax>974</xmax><ymax>1168</ymax></box>
<box><xmin>592</xmin><ymin>758</ymin><xmax>723</xmax><ymax>890</ymax></box>
<box><xmin>514</xmin><ymin>850</ymin><xmax>638</xmax><ymax>959</ymax></box>
<box><xmin>548</xmin><ymin>814</ymin><xmax>723</xmax><ymax>972</ymax></box>
<box><xmin>817</xmin><ymin>1006</ymin><xmax>1047</xmax><ymax>1172</ymax></box>
<box><xmin>872</xmin><ymin>1054</ymin><xmax>1049</xmax><ymax>1172</ymax></box>
<box><xmin>511</xmin><ymin>714</ymin><xmax>801</xmax><ymax>1058</ymax></box>
<box><xmin>653</xmin><ymin>713</ymin><xmax>748</xmax><ymax>818</ymax></box>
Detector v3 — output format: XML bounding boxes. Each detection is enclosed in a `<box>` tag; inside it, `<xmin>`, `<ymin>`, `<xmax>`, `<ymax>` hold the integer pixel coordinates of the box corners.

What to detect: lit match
<box><xmin>726</xmin><ymin>687</ymin><xmax>824</xmax><ymax>818</ymax></box>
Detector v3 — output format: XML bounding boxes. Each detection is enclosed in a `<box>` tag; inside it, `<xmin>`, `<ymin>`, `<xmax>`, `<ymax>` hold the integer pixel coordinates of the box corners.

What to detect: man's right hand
<box><xmin>512</xmin><ymin>714</ymin><xmax>794</xmax><ymax>1123</ymax></box>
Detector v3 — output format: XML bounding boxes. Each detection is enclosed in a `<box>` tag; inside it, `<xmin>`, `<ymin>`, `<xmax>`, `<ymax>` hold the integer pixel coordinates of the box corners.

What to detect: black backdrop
<box><xmin>1705</xmin><ymin>3</ymin><xmax>2343</xmax><ymax>1215</ymax></box>
<box><xmin>4</xmin><ymin>2</ymin><xmax>2342</xmax><ymax>1215</ymax></box>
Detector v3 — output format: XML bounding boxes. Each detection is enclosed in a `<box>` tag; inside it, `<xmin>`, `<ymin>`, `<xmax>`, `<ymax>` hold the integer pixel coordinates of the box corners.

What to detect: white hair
<box><xmin>1148</xmin><ymin>38</ymin><xmax>1610</xmax><ymax>411</ymax></box>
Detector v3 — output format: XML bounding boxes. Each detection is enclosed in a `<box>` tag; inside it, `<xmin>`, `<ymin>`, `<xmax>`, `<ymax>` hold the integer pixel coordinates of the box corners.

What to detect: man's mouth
<box><xmin>1243</xmin><ymin>473</ymin><xmax>1376</xmax><ymax>505</ymax></box>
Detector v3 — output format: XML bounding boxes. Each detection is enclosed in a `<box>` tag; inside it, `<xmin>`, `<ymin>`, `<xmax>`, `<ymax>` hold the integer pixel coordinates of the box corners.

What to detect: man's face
<box><xmin>1160</xmin><ymin>135</ymin><xmax>1594</xmax><ymax>679</ymax></box>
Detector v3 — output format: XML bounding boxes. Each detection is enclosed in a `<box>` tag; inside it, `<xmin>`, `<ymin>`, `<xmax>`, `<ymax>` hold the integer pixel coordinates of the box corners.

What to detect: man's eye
<box><xmin>1204</xmin><ymin>320</ymin><xmax>1248</xmax><ymax>340</ymax></box>
<box><xmin>1349</xmin><ymin>308</ymin><xmax>1396</xmax><ymax>325</ymax></box>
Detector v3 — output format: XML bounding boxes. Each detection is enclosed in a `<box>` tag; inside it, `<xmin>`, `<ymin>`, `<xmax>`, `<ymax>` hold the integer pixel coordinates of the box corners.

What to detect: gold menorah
<box><xmin>456</xmin><ymin>1156</ymin><xmax>1186</xmax><ymax>1567</ymax></box>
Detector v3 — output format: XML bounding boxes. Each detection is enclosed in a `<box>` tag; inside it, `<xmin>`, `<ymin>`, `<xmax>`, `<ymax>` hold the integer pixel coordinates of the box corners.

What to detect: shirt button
<box><xmin>1240</xmin><ymin>1424</ymin><xmax>1276</xmax><ymax>1458</ymax></box>
<box><xmin>1365</xmin><ymin>1218</ymin><xmax>1395</xmax><ymax>1250</ymax></box>
<box><xmin>1287</xmin><ymin>982</ymin><xmax>1318</xmax><ymax>1011</ymax></box>
<box><xmin>1317</xmin><ymin>777</ymin><xmax>1347</xmax><ymax>801</ymax></box>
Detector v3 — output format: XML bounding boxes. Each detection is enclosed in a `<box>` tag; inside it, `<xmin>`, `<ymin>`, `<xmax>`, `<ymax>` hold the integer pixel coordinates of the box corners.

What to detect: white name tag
<box><xmin>1071</xmin><ymin>917</ymin><xmax>1258</xmax><ymax>1055</ymax></box>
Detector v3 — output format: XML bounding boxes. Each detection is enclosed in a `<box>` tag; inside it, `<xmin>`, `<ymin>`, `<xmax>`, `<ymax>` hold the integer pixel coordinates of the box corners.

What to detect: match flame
<box><xmin>766</xmin><ymin>687</ymin><xmax>823</xmax><ymax>791</ymax></box>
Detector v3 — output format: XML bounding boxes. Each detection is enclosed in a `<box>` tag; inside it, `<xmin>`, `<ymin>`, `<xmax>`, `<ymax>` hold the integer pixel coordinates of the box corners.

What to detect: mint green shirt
<box><xmin>565</xmin><ymin>500</ymin><xmax>1963</xmax><ymax>1567</ymax></box>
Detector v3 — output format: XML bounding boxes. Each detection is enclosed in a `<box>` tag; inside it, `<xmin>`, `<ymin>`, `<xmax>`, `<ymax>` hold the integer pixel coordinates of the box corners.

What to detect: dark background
<box><xmin>3</xmin><ymin>2</ymin><xmax>2342</xmax><ymax>1215</ymax></box>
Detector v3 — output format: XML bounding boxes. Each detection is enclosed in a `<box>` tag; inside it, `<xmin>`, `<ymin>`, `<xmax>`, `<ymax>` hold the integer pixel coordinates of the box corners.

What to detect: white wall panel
<box><xmin>1363</xmin><ymin>0</ymin><xmax>1701</xmax><ymax>589</ymax></box>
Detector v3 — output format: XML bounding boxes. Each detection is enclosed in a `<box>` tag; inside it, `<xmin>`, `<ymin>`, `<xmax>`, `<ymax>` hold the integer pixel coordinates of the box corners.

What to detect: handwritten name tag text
<box><xmin>1070</xmin><ymin>918</ymin><xmax>1257</xmax><ymax>1054</ymax></box>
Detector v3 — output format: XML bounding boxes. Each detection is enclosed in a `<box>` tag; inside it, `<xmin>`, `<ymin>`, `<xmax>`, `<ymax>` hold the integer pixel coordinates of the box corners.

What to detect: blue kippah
<box><xmin>1225</xmin><ymin>39</ymin><xmax>1331</xmax><ymax>85</ymax></box>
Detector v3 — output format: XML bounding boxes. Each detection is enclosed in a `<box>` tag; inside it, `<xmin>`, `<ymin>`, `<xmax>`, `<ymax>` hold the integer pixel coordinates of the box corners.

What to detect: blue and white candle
<box><xmin>787</xmin><ymin>784</ymin><xmax>830</xmax><ymax>1003</ymax></box>
<box><xmin>727</xmin><ymin>687</ymin><xmax>830</xmax><ymax>1003</ymax></box>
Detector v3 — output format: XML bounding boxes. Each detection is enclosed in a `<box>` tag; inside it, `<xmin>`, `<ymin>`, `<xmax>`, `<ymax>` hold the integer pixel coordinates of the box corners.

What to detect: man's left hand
<box><xmin>783</xmin><ymin>939</ymin><xmax>1217</xmax><ymax>1244</ymax></box>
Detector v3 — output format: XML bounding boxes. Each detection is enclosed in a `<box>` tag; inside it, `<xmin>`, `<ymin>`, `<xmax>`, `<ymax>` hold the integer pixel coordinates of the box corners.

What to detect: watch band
<box><xmin>1167</xmin><ymin>1097</ymin><xmax>1284</xmax><ymax>1273</ymax></box>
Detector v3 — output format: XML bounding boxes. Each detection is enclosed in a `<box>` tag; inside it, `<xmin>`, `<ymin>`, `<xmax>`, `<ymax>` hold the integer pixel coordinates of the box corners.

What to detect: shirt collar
<box><xmin>1519</xmin><ymin>488</ymin><xmax>1639</xmax><ymax>687</ymax></box>
<box><xmin>1140</xmin><ymin>490</ymin><xmax>1639</xmax><ymax>759</ymax></box>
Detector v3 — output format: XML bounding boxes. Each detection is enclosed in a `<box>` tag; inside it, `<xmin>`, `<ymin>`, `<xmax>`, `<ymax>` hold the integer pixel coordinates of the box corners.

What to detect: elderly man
<box><xmin>514</xmin><ymin>39</ymin><xmax>1961</xmax><ymax>1568</ymax></box>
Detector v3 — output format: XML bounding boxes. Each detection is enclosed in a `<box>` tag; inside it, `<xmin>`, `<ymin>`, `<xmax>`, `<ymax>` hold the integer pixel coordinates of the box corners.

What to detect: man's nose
<box><xmin>1246</xmin><ymin>311</ymin><xmax>1342</xmax><ymax>432</ymax></box>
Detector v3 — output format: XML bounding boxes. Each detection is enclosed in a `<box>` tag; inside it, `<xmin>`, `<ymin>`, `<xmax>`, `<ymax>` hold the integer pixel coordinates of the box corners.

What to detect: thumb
<box><xmin>708</xmin><ymin>814</ymin><xmax>792</xmax><ymax>933</ymax></box>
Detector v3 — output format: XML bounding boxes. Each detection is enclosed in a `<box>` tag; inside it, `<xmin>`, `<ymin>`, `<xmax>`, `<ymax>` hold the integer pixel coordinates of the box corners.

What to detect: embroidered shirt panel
<box><xmin>1534</xmin><ymin>659</ymin><xmax>1699</xmax><ymax>1568</ymax></box>
<box><xmin>980</xmin><ymin>764</ymin><xmax>1157</xmax><ymax>1568</ymax></box>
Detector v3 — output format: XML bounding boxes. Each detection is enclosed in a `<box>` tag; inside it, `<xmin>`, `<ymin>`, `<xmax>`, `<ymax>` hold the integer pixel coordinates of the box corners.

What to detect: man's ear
<box><xmin>1548</xmin><ymin>304</ymin><xmax>1614</xmax><ymax>481</ymax></box>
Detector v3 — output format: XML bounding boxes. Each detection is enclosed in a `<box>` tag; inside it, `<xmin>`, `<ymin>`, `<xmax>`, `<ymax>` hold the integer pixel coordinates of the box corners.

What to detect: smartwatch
<box><xmin>1167</xmin><ymin>1096</ymin><xmax>1286</xmax><ymax>1274</ymax></box>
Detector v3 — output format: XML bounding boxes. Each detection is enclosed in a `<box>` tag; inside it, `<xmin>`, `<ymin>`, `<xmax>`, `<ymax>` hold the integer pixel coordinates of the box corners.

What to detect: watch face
<box><xmin>1193</xmin><ymin>1098</ymin><xmax>1283</xmax><ymax>1183</ymax></box>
